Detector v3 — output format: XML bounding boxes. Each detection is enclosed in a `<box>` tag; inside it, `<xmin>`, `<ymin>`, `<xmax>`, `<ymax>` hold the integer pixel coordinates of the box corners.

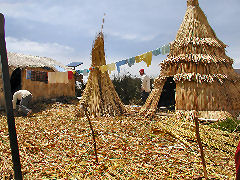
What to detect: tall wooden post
<box><xmin>0</xmin><ymin>13</ymin><xmax>23</xmax><ymax>179</ymax></box>
<box><xmin>194</xmin><ymin>112</ymin><xmax>208</xmax><ymax>179</ymax></box>
<box><xmin>193</xmin><ymin>68</ymin><xmax>208</xmax><ymax>179</ymax></box>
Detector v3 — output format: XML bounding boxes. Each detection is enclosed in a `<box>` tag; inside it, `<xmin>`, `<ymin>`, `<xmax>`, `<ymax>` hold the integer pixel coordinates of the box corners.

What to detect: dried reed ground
<box><xmin>0</xmin><ymin>101</ymin><xmax>237</xmax><ymax>179</ymax></box>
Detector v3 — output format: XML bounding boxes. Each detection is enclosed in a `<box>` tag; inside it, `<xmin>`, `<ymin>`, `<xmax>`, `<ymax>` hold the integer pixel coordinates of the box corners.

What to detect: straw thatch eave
<box><xmin>7</xmin><ymin>52</ymin><xmax>69</xmax><ymax>72</ymax></box>
<box><xmin>162</xmin><ymin>54</ymin><xmax>233</xmax><ymax>65</ymax></box>
<box><xmin>172</xmin><ymin>37</ymin><xmax>226</xmax><ymax>48</ymax></box>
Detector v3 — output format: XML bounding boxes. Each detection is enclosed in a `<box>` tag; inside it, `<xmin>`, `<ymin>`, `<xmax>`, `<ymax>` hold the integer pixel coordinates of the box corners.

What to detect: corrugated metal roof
<box><xmin>66</xmin><ymin>62</ymin><xmax>83</xmax><ymax>67</ymax></box>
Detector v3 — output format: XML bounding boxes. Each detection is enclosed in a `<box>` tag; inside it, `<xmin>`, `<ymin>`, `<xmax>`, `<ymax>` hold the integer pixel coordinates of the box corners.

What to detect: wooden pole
<box><xmin>194</xmin><ymin>56</ymin><xmax>208</xmax><ymax>179</ymax></box>
<box><xmin>83</xmin><ymin>105</ymin><xmax>98</xmax><ymax>164</ymax></box>
<box><xmin>194</xmin><ymin>112</ymin><xmax>208</xmax><ymax>179</ymax></box>
<box><xmin>0</xmin><ymin>13</ymin><xmax>23</xmax><ymax>179</ymax></box>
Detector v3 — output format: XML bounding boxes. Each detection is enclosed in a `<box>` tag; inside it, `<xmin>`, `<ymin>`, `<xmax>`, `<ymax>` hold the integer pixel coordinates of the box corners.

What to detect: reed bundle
<box><xmin>78</xmin><ymin>32</ymin><xmax>127</xmax><ymax>117</ymax></box>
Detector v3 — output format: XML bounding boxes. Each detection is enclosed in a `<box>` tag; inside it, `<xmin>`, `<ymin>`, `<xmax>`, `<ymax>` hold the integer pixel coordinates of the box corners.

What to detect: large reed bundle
<box><xmin>140</xmin><ymin>0</ymin><xmax>240</xmax><ymax>118</ymax></box>
<box><xmin>78</xmin><ymin>32</ymin><xmax>126</xmax><ymax>117</ymax></box>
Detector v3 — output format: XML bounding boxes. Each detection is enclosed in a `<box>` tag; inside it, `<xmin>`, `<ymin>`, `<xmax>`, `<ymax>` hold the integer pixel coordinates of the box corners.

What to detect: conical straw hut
<box><xmin>140</xmin><ymin>0</ymin><xmax>240</xmax><ymax>119</ymax></box>
<box><xmin>78</xmin><ymin>32</ymin><xmax>127</xmax><ymax>117</ymax></box>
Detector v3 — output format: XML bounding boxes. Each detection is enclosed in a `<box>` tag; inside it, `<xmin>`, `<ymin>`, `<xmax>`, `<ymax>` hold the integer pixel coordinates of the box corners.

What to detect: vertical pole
<box><xmin>0</xmin><ymin>13</ymin><xmax>23</xmax><ymax>179</ymax></box>
<box><xmin>194</xmin><ymin>112</ymin><xmax>208</xmax><ymax>179</ymax></box>
<box><xmin>193</xmin><ymin>76</ymin><xmax>208</xmax><ymax>179</ymax></box>
<box><xmin>82</xmin><ymin>105</ymin><xmax>98</xmax><ymax>164</ymax></box>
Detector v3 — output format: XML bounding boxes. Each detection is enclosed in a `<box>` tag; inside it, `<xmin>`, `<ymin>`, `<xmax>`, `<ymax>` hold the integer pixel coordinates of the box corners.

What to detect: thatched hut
<box><xmin>140</xmin><ymin>0</ymin><xmax>240</xmax><ymax>119</ymax></box>
<box><xmin>0</xmin><ymin>52</ymin><xmax>75</xmax><ymax>109</ymax></box>
<box><xmin>78</xmin><ymin>32</ymin><xmax>126</xmax><ymax>117</ymax></box>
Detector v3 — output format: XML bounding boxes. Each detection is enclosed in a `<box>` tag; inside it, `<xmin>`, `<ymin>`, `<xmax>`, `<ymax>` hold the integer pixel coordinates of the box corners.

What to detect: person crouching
<box><xmin>12</xmin><ymin>90</ymin><xmax>32</xmax><ymax>116</ymax></box>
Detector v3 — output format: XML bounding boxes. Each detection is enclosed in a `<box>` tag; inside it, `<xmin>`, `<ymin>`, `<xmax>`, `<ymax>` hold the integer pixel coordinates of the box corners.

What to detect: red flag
<box><xmin>235</xmin><ymin>140</ymin><xmax>240</xmax><ymax>179</ymax></box>
<box><xmin>68</xmin><ymin>71</ymin><xmax>73</xmax><ymax>79</ymax></box>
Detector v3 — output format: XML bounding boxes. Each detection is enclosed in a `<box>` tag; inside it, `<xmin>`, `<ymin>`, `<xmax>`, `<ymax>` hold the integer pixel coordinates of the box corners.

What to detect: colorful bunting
<box><xmin>76</xmin><ymin>43</ymin><xmax>170</xmax><ymax>74</ymax></box>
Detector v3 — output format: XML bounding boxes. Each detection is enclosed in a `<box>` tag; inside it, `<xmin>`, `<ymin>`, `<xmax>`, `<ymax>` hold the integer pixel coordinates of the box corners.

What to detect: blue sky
<box><xmin>0</xmin><ymin>0</ymin><xmax>239</xmax><ymax>78</ymax></box>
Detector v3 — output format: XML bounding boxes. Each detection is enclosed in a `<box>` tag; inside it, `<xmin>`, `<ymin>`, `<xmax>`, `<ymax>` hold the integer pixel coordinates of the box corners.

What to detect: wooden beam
<box><xmin>0</xmin><ymin>13</ymin><xmax>23</xmax><ymax>180</ymax></box>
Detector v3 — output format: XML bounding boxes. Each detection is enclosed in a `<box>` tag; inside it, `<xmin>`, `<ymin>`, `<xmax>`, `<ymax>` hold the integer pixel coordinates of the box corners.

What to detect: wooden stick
<box><xmin>0</xmin><ymin>13</ymin><xmax>23</xmax><ymax>180</ymax></box>
<box><xmin>194</xmin><ymin>111</ymin><xmax>208</xmax><ymax>179</ymax></box>
<box><xmin>83</xmin><ymin>105</ymin><xmax>99</xmax><ymax>164</ymax></box>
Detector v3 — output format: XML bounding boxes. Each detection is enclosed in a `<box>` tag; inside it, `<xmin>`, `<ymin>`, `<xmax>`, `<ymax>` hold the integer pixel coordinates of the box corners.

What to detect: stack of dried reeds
<box><xmin>78</xmin><ymin>32</ymin><xmax>126</xmax><ymax>117</ymax></box>
<box><xmin>140</xmin><ymin>0</ymin><xmax>240</xmax><ymax>118</ymax></box>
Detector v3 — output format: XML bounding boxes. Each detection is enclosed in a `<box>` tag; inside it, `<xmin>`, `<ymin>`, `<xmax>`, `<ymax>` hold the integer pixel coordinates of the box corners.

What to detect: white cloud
<box><xmin>108</xmin><ymin>31</ymin><xmax>156</xmax><ymax>42</ymax></box>
<box><xmin>0</xmin><ymin>1</ymin><xmax>91</xmax><ymax>29</ymax></box>
<box><xmin>5</xmin><ymin>36</ymin><xmax>75</xmax><ymax>64</ymax></box>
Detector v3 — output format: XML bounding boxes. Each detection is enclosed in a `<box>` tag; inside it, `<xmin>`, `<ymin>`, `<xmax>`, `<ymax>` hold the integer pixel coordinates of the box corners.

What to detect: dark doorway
<box><xmin>158</xmin><ymin>77</ymin><xmax>176</xmax><ymax>110</ymax></box>
<box><xmin>10</xmin><ymin>68</ymin><xmax>22</xmax><ymax>98</ymax></box>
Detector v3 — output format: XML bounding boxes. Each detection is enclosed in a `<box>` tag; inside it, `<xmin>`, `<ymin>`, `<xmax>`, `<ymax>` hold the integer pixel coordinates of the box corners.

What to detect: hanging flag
<box><xmin>135</xmin><ymin>53</ymin><xmax>145</xmax><ymax>63</ymax></box>
<box><xmin>76</xmin><ymin>69</ymin><xmax>89</xmax><ymax>76</ymax></box>
<box><xmin>127</xmin><ymin>57</ymin><xmax>135</xmax><ymax>67</ymax></box>
<box><xmin>143</xmin><ymin>51</ymin><xmax>152</xmax><ymax>67</ymax></box>
<box><xmin>68</xmin><ymin>71</ymin><xmax>73</xmax><ymax>79</ymax></box>
<box><xmin>135</xmin><ymin>52</ymin><xmax>152</xmax><ymax>67</ymax></box>
<box><xmin>161</xmin><ymin>44</ymin><xmax>170</xmax><ymax>55</ymax></box>
<box><xmin>76</xmin><ymin>70</ymin><xmax>83</xmax><ymax>74</ymax></box>
<box><xmin>107</xmin><ymin>63</ymin><xmax>116</xmax><ymax>74</ymax></box>
<box><xmin>83</xmin><ymin>69</ymin><xmax>90</xmax><ymax>76</ymax></box>
<box><xmin>152</xmin><ymin>47</ymin><xmax>161</xmax><ymax>56</ymax></box>
<box><xmin>116</xmin><ymin>60</ymin><xmax>127</xmax><ymax>73</ymax></box>
<box><xmin>48</xmin><ymin>72</ymin><xmax>68</xmax><ymax>84</ymax></box>
<box><xmin>26</xmin><ymin>70</ymin><xmax>31</xmax><ymax>79</ymax></box>
<box><xmin>99</xmin><ymin>65</ymin><xmax>108</xmax><ymax>73</ymax></box>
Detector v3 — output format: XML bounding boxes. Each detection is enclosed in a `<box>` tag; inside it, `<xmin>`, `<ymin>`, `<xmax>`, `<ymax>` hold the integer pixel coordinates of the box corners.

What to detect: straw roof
<box><xmin>165</xmin><ymin>0</ymin><xmax>232</xmax><ymax>67</ymax></box>
<box><xmin>7</xmin><ymin>52</ymin><xmax>69</xmax><ymax>71</ymax></box>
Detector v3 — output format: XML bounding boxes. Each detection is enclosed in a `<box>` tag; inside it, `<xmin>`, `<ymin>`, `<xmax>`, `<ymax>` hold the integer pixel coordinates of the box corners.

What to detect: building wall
<box><xmin>21</xmin><ymin>68</ymin><xmax>75</xmax><ymax>101</ymax></box>
<box><xmin>0</xmin><ymin>67</ymin><xmax>75</xmax><ymax>109</ymax></box>
<box><xmin>0</xmin><ymin>67</ymin><xmax>14</xmax><ymax>110</ymax></box>
<box><xmin>175</xmin><ymin>80</ymin><xmax>240</xmax><ymax>113</ymax></box>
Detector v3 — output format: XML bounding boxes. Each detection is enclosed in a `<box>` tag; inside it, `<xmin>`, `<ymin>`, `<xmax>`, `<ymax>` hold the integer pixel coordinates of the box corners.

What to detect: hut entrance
<box><xmin>10</xmin><ymin>68</ymin><xmax>22</xmax><ymax>97</ymax></box>
<box><xmin>158</xmin><ymin>77</ymin><xmax>176</xmax><ymax>111</ymax></box>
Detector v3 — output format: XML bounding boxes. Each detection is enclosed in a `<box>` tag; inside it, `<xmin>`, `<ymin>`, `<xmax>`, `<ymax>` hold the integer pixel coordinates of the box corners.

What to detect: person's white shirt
<box><xmin>12</xmin><ymin>90</ymin><xmax>32</xmax><ymax>109</ymax></box>
<box><xmin>141</xmin><ymin>74</ymin><xmax>151</xmax><ymax>93</ymax></box>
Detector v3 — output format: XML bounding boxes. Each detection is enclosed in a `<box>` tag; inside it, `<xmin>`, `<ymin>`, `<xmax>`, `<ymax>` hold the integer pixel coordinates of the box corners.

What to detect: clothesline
<box><xmin>76</xmin><ymin>43</ymin><xmax>170</xmax><ymax>76</ymax></box>
<box><xmin>26</xmin><ymin>70</ymin><xmax>74</xmax><ymax>84</ymax></box>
